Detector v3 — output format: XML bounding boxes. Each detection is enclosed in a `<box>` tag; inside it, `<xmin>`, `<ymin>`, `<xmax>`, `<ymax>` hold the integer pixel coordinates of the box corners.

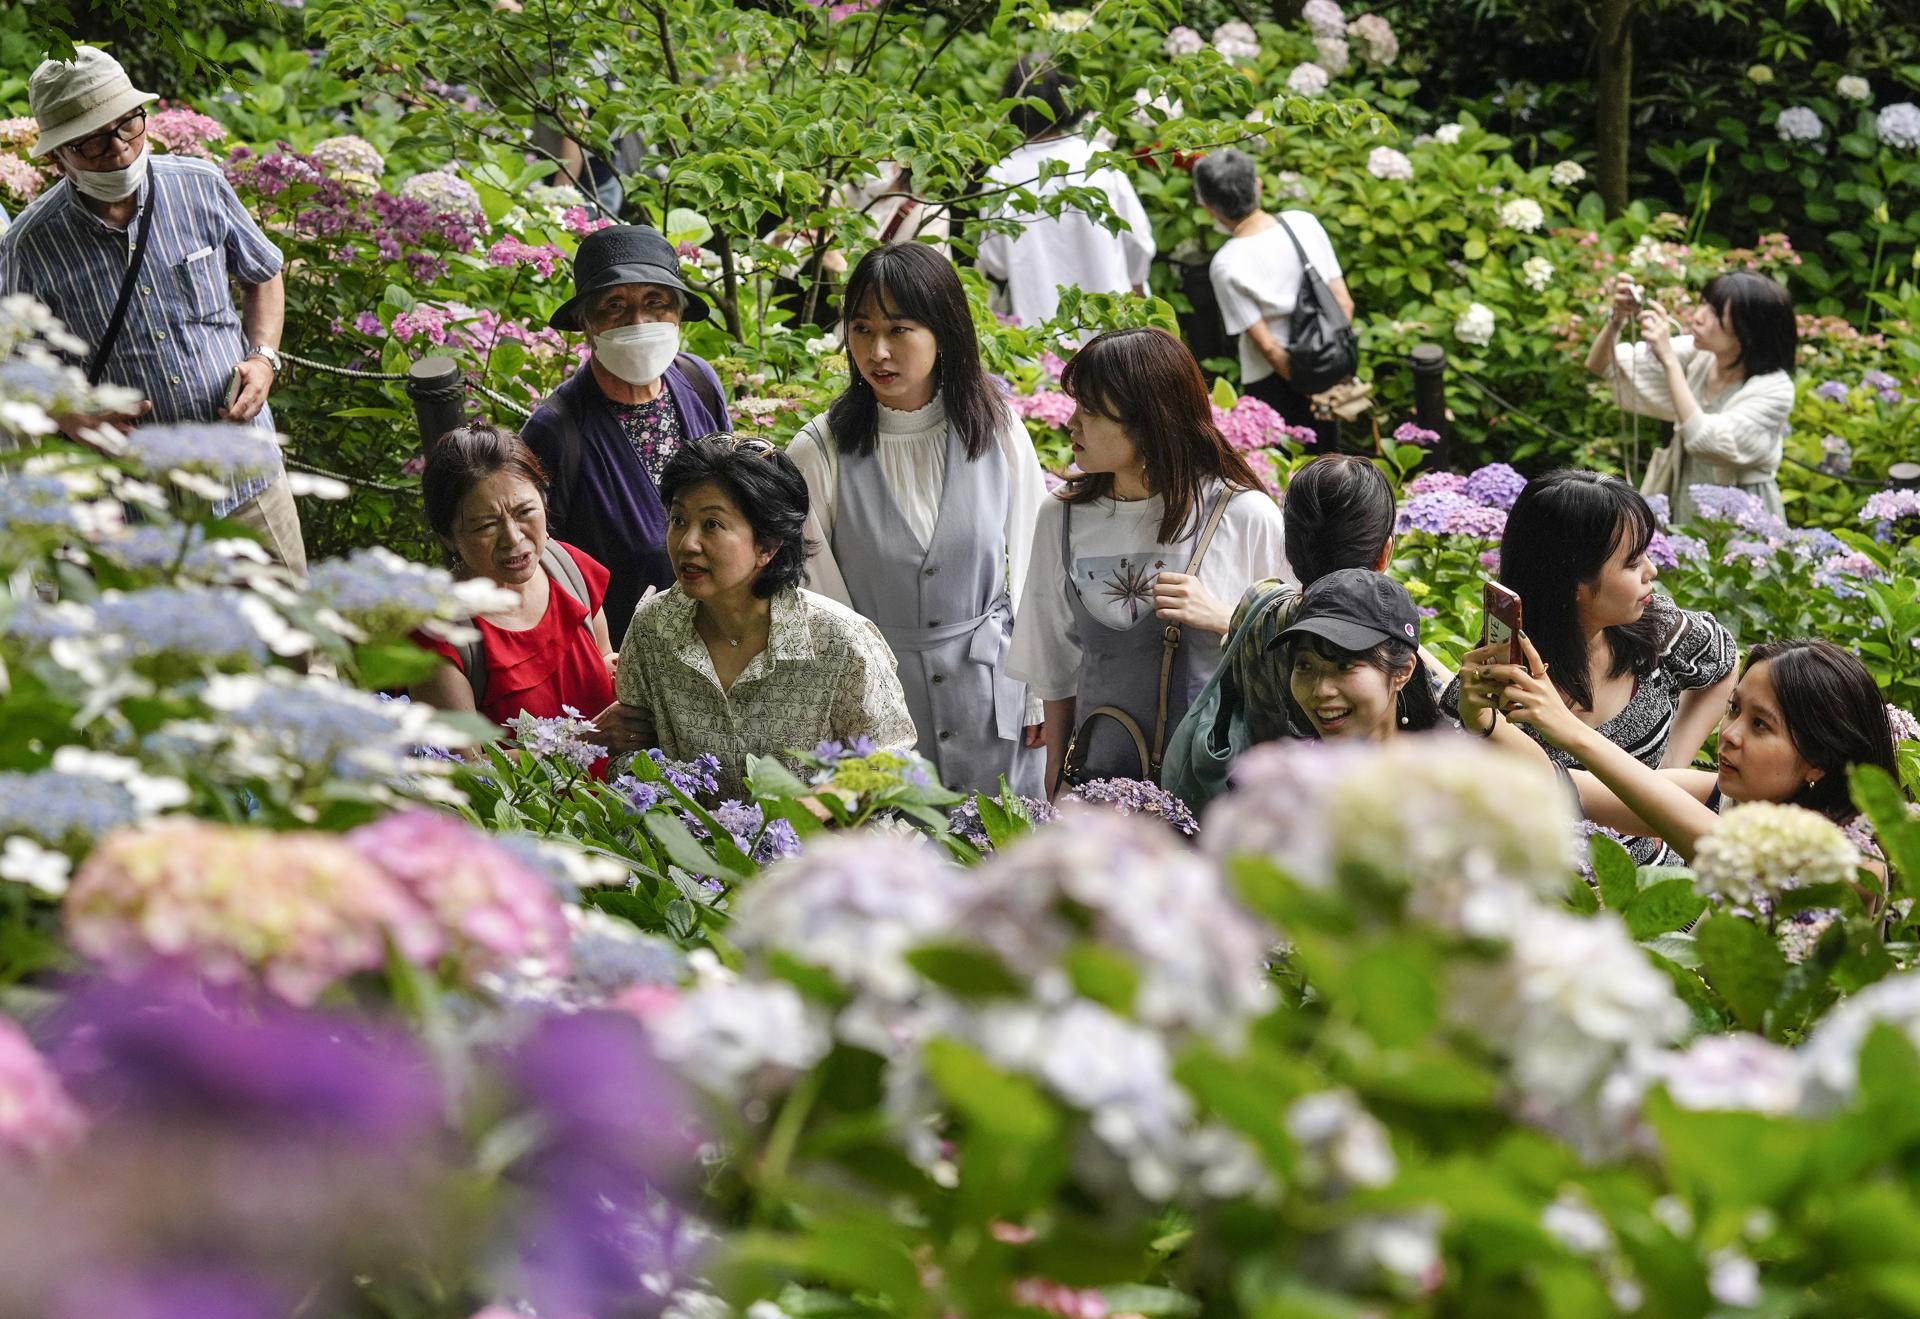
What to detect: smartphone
<box><xmin>1482</xmin><ymin>581</ymin><xmax>1523</xmax><ymax>667</ymax></box>
<box><xmin>223</xmin><ymin>367</ymin><xmax>243</xmax><ymax>414</ymax></box>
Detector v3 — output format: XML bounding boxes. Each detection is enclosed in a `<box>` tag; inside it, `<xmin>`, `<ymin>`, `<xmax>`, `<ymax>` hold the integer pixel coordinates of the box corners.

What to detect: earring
<box><xmin>1399</xmin><ymin>713</ymin><xmax>1410</xmax><ymax>727</ymax></box>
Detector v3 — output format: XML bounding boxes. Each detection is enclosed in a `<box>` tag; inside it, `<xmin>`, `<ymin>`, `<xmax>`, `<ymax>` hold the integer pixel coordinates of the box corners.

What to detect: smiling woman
<box><xmin>613</xmin><ymin>434</ymin><xmax>918</xmax><ymax>797</ymax></box>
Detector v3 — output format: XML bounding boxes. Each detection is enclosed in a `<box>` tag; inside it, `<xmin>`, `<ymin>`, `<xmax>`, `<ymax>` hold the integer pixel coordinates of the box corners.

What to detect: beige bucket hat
<box><xmin>27</xmin><ymin>45</ymin><xmax>157</xmax><ymax>159</ymax></box>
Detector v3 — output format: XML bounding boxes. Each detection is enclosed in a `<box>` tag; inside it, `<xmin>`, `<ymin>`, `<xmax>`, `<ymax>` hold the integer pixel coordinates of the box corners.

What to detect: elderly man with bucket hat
<box><xmin>521</xmin><ymin>224</ymin><xmax>731</xmax><ymax>639</ymax></box>
<box><xmin>0</xmin><ymin>45</ymin><xmax>305</xmax><ymax>573</ymax></box>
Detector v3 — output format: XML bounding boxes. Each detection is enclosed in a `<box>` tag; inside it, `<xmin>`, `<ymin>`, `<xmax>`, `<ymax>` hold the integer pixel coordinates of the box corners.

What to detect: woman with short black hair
<box><xmin>613</xmin><ymin>434</ymin><xmax>917</xmax><ymax>796</ymax></box>
<box><xmin>409</xmin><ymin>422</ymin><xmax>645</xmax><ymax>759</ymax></box>
<box><xmin>1588</xmin><ymin>268</ymin><xmax>1796</xmax><ymax>525</ymax></box>
<box><xmin>789</xmin><ymin>243</ymin><xmax>1048</xmax><ymax>796</ymax></box>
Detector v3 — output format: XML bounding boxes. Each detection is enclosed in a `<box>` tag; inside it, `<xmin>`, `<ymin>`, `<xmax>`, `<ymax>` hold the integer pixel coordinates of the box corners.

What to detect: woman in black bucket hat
<box><xmin>521</xmin><ymin>225</ymin><xmax>733</xmax><ymax>639</ymax></box>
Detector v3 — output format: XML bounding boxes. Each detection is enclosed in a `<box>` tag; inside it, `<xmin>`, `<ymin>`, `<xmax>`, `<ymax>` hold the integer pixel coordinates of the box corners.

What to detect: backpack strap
<box><xmin>1150</xmin><ymin>486</ymin><xmax>1235</xmax><ymax>771</ymax></box>
<box><xmin>673</xmin><ymin>352</ymin><xmax>725</xmax><ymax>431</ymax></box>
<box><xmin>542</xmin><ymin>385</ymin><xmax>581</xmax><ymax>532</ymax></box>
<box><xmin>455</xmin><ymin>633</ymin><xmax>488</xmax><ymax>710</ymax></box>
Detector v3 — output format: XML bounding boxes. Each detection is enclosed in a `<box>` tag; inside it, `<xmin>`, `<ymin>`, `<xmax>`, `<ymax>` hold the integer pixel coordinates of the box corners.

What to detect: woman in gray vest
<box><xmin>788</xmin><ymin>244</ymin><xmax>1048</xmax><ymax>797</ymax></box>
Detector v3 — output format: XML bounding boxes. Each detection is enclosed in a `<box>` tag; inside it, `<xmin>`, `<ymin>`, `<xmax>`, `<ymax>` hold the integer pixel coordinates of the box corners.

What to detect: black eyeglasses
<box><xmin>68</xmin><ymin>108</ymin><xmax>146</xmax><ymax>163</ymax></box>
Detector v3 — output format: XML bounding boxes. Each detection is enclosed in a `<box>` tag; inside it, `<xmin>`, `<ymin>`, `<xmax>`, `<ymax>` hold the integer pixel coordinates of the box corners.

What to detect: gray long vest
<box><xmin>829</xmin><ymin>424</ymin><xmax>1045</xmax><ymax>797</ymax></box>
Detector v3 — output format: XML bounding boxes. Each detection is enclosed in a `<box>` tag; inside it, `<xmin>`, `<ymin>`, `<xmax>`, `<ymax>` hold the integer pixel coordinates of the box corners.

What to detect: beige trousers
<box><xmin>226</xmin><ymin>471</ymin><xmax>308</xmax><ymax>576</ymax></box>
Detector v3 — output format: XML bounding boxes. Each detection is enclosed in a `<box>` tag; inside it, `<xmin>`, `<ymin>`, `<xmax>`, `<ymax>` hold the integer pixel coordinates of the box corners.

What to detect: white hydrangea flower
<box><xmin>1542</xmin><ymin>1190</ymin><xmax>1612</xmax><ymax>1255</ymax></box>
<box><xmin>1211</xmin><ymin>20</ymin><xmax>1260</xmax><ymax>61</ymax></box>
<box><xmin>1131</xmin><ymin>87</ymin><xmax>1184</xmax><ymax>124</ymax></box>
<box><xmin>1302</xmin><ymin>0</ymin><xmax>1345</xmax><ymax>38</ymax></box>
<box><xmin>1876</xmin><ymin>102</ymin><xmax>1920</xmax><ymax>149</ymax></box>
<box><xmin>1498</xmin><ymin>196</ymin><xmax>1546</xmax><ymax>232</ymax></box>
<box><xmin>1313</xmin><ymin>35</ymin><xmax>1351</xmax><ymax>76</ymax></box>
<box><xmin>1692</xmin><ymin>802</ymin><xmax>1859</xmax><ymax>907</ymax></box>
<box><xmin>1286</xmin><ymin>62</ymin><xmax>1331</xmax><ymax>97</ymax></box>
<box><xmin>1346</xmin><ymin>13</ymin><xmax>1398</xmax><ymax>65</ymax></box>
<box><xmin>1162</xmin><ymin>24</ymin><xmax>1204</xmax><ymax>56</ymax></box>
<box><xmin>1433</xmin><ymin>122</ymin><xmax>1464</xmax><ymax>145</ymax></box>
<box><xmin>1709</xmin><ymin>1250</ymin><xmax>1762</xmax><ymax>1307</ymax></box>
<box><xmin>1549</xmin><ymin>158</ymin><xmax>1587</xmax><ymax>187</ymax></box>
<box><xmin>49</xmin><ymin>747</ymin><xmax>190</xmax><ymax>815</ymax></box>
<box><xmin>1799</xmin><ymin>971</ymin><xmax>1920</xmax><ymax>1112</ymax></box>
<box><xmin>1454</xmin><ymin>300</ymin><xmax>1496</xmax><ymax>346</ymax></box>
<box><xmin>1521</xmin><ymin>255</ymin><xmax>1555</xmax><ymax>291</ymax></box>
<box><xmin>1286</xmin><ymin>1090</ymin><xmax>1397</xmax><ymax>1189</ymax></box>
<box><xmin>1642</xmin><ymin>1033</ymin><xmax>1803</xmax><ymax>1114</ymax></box>
<box><xmin>0</xmin><ymin>836</ymin><xmax>72</xmax><ymax>896</ymax></box>
<box><xmin>1366</xmin><ymin>146</ymin><xmax>1414</xmax><ymax>180</ymax></box>
<box><xmin>1837</xmin><ymin>74</ymin><xmax>1872</xmax><ymax>104</ymax></box>
<box><xmin>648</xmin><ymin>979</ymin><xmax>832</xmax><ymax>1100</ymax></box>
<box><xmin>1775</xmin><ymin>105</ymin><xmax>1824</xmax><ymax>143</ymax></box>
<box><xmin>1039</xmin><ymin>8</ymin><xmax>1092</xmax><ymax>31</ymax></box>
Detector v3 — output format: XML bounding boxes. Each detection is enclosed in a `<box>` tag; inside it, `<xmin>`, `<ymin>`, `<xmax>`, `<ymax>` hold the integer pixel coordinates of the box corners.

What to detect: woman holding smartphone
<box><xmin>1443</xmin><ymin>470</ymin><xmax>1737</xmax><ymax>860</ymax></box>
<box><xmin>1008</xmin><ymin>327</ymin><xmax>1285</xmax><ymax>793</ymax></box>
<box><xmin>787</xmin><ymin>243</ymin><xmax>1048</xmax><ymax>796</ymax></box>
<box><xmin>1462</xmin><ymin>636</ymin><xmax>1901</xmax><ymax>896</ymax></box>
<box><xmin>1586</xmin><ymin>270</ymin><xmax>1796</xmax><ymax>527</ymax></box>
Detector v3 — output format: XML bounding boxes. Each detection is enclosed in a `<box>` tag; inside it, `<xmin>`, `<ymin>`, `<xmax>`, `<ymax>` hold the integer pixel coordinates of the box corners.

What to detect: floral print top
<box><xmin>613</xmin><ymin>585</ymin><xmax>918</xmax><ymax>798</ymax></box>
<box><xmin>610</xmin><ymin>387</ymin><xmax>685</xmax><ymax>485</ymax></box>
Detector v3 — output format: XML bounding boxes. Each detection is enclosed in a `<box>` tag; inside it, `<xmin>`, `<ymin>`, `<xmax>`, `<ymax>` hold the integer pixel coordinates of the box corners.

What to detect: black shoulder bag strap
<box><xmin>674</xmin><ymin>352</ymin><xmax>723</xmax><ymax>426</ymax></box>
<box><xmin>86</xmin><ymin>179</ymin><xmax>157</xmax><ymax>387</ymax></box>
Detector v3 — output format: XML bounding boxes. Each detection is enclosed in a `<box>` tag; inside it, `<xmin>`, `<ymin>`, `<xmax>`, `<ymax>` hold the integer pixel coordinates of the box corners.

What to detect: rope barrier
<box><xmin>470</xmin><ymin>381</ymin><xmax>535</xmax><ymax>420</ymax></box>
<box><xmin>279</xmin><ymin>350</ymin><xmax>410</xmax><ymax>382</ymax></box>
<box><xmin>285</xmin><ymin>456</ymin><xmax>415</xmax><ymax>495</ymax></box>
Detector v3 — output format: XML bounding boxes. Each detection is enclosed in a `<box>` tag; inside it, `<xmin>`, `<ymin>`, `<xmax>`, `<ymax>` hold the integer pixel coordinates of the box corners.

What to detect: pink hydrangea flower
<box><xmin>348</xmin><ymin>809</ymin><xmax>571</xmax><ymax>981</ymax></box>
<box><xmin>145</xmin><ymin>103</ymin><xmax>228</xmax><ymax>159</ymax></box>
<box><xmin>0</xmin><ymin>1016</ymin><xmax>86</xmax><ymax>1164</ymax></box>
<box><xmin>0</xmin><ymin>117</ymin><xmax>39</xmax><ymax>149</ymax></box>
<box><xmin>65</xmin><ymin>821</ymin><xmax>443</xmax><ymax>1006</ymax></box>
<box><xmin>562</xmin><ymin>205</ymin><xmax>614</xmax><ymax>236</ymax></box>
<box><xmin>486</xmin><ymin>235</ymin><xmax>566</xmax><ymax>278</ymax></box>
<box><xmin>1393</xmin><ymin>421</ymin><xmax>1440</xmax><ymax>447</ymax></box>
<box><xmin>1010</xmin><ymin>389</ymin><xmax>1076</xmax><ymax>429</ymax></box>
<box><xmin>0</xmin><ymin>154</ymin><xmax>49</xmax><ymax>203</ymax></box>
<box><xmin>1405</xmin><ymin>470</ymin><xmax>1468</xmax><ymax>497</ymax></box>
<box><xmin>391</xmin><ymin>305</ymin><xmax>453</xmax><ymax>344</ymax></box>
<box><xmin>353</xmin><ymin>311</ymin><xmax>383</xmax><ymax>336</ymax></box>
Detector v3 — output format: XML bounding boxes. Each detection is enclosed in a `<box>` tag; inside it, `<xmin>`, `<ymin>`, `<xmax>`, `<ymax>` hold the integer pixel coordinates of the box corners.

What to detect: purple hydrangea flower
<box><xmin>1862</xmin><ymin>488</ymin><xmax>1920</xmax><ymax>524</ymax></box>
<box><xmin>1784</xmin><ymin>527</ymin><xmax>1847</xmax><ymax>560</ymax></box>
<box><xmin>1646</xmin><ymin>493</ymin><xmax>1671</xmax><ymax>527</ymax></box>
<box><xmin>1464</xmin><ymin>462</ymin><xmax>1527</xmax><ymax>510</ymax></box>
<box><xmin>946</xmin><ymin>795</ymin><xmax>1058</xmax><ymax>851</ymax></box>
<box><xmin>1061</xmin><ymin>777</ymin><xmax>1199</xmax><ymax>837</ymax></box>
<box><xmin>1813</xmin><ymin>380</ymin><xmax>1850</xmax><ymax>403</ymax></box>
<box><xmin>1440</xmin><ymin>504</ymin><xmax>1508</xmax><ymax>539</ymax></box>
<box><xmin>1663</xmin><ymin>532</ymin><xmax>1708</xmax><ymax>564</ymax></box>
<box><xmin>1392</xmin><ymin>422</ymin><xmax>1441</xmax><ymax>447</ymax></box>
<box><xmin>1396</xmin><ymin>490</ymin><xmax>1474</xmax><ymax>534</ymax></box>
<box><xmin>810</xmin><ymin>736</ymin><xmax>875</xmax><ymax>765</ymax></box>
<box><xmin>1819</xmin><ymin>434</ymin><xmax>1854</xmax><ymax>476</ymax></box>
<box><xmin>1722</xmin><ymin>538</ymin><xmax>1780</xmax><ymax>567</ymax></box>
<box><xmin>1814</xmin><ymin>551</ymin><xmax>1886</xmax><ymax>598</ymax></box>
<box><xmin>1403</xmin><ymin>471</ymin><xmax>1468</xmax><ymax>497</ymax></box>
<box><xmin>510</xmin><ymin>709</ymin><xmax>603</xmax><ymax>774</ymax></box>
<box><xmin>1688</xmin><ymin>484</ymin><xmax>1789</xmax><ymax>538</ymax></box>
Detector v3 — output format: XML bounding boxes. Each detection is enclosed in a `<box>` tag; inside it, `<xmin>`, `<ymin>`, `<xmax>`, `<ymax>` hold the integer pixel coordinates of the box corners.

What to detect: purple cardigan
<box><xmin>522</xmin><ymin>355</ymin><xmax>731</xmax><ymax>640</ymax></box>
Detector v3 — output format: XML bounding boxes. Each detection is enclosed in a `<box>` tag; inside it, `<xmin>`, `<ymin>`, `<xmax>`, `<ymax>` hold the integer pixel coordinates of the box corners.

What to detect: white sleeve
<box><xmin>1108</xmin><ymin>170</ymin><xmax>1157</xmax><ymax>285</ymax></box>
<box><xmin>1679</xmin><ymin>371</ymin><xmax>1794</xmax><ymax>469</ymax></box>
<box><xmin>1209</xmin><ymin>249</ymin><xmax>1266</xmax><ymax>338</ymax></box>
<box><xmin>998</xmin><ymin>404</ymin><xmax>1047</xmax><ymax>611</ymax></box>
<box><xmin>788</xmin><ymin>420</ymin><xmax>852</xmax><ymax>609</ymax></box>
<box><xmin>1006</xmin><ymin>497</ymin><xmax>1082</xmax><ymax>701</ymax></box>
<box><xmin>1209</xmin><ymin>490</ymin><xmax>1289</xmax><ymax>604</ymax></box>
<box><xmin>1607</xmin><ymin>335</ymin><xmax>1699</xmax><ymax>421</ymax></box>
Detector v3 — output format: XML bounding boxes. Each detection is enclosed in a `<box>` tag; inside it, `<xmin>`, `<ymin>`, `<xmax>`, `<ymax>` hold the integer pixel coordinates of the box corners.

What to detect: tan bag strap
<box><xmin>1148</xmin><ymin>486</ymin><xmax>1235</xmax><ymax>773</ymax></box>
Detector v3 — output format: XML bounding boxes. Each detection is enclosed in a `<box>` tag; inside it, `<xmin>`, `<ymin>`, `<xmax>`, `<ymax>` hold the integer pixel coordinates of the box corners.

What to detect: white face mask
<box><xmin>68</xmin><ymin>141</ymin><xmax>150</xmax><ymax>202</ymax></box>
<box><xmin>591</xmin><ymin>321</ymin><xmax>680</xmax><ymax>386</ymax></box>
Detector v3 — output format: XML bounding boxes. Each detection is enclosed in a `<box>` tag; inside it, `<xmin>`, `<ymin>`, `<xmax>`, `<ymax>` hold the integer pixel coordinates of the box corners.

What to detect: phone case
<box><xmin>1482</xmin><ymin>582</ymin><xmax>1523</xmax><ymax>666</ymax></box>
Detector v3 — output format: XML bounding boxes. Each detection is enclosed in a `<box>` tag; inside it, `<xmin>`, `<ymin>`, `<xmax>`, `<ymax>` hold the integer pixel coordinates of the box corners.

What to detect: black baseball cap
<box><xmin>549</xmin><ymin>224</ymin><xmax>711</xmax><ymax>331</ymax></box>
<box><xmin>1277</xmin><ymin>568</ymin><xmax>1420</xmax><ymax>653</ymax></box>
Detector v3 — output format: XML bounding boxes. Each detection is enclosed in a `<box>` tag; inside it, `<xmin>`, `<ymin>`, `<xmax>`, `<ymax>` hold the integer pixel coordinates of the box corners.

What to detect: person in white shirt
<box><xmin>1008</xmin><ymin>327</ymin><xmax>1287</xmax><ymax>793</ymax></box>
<box><xmin>976</xmin><ymin>56</ymin><xmax>1156</xmax><ymax>339</ymax></box>
<box><xmin>1191</xmin><ymin>147</ymin><xmax>1354</xmax><ymax>446</ymax></box>
<box><xmin>1587</xmin><ymin>270</ymin><xmax>1797</xmax><ymax>526</ymax></box>
<box><xmin>789</xmin><ymin>242</ymin><xmax>1048</xmax><ymax>796</ymax></box>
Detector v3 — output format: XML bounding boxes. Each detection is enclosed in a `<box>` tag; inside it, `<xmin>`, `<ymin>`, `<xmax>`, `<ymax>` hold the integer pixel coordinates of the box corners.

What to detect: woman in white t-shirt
<box><xmin>1191</xmin><ymin>148</ymin><xmax>1354</xmax><ymax>447</ymax></box>
<box><xmin>1008</xmin><ymin>327</ymin><xmax>1288</xmax><ymax>794</ymax></box>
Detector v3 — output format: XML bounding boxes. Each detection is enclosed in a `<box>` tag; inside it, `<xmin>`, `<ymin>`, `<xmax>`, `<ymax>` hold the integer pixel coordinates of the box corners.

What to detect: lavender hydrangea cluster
<box><xmin>1818</xmin><ymin>434</ymin><xmax>1853</xmax><ymax>476</ymax></box>
<box><xmin>1392</xmin><ymin>422</ymin><xmax>1440</xmax><ymax>448</ymax></box>
<box><xmin>1687</xmin><ymin>483</ymin><xmax>1789</xmax><ymax>538</ymax></box>
<box><xmin>91</xmin><ymin>587</ymin><xmax>269</xmax><ymax>666</ymax></box>
<box><xmin>1812</xmin><ymin>379</ymin><xmax>1850</xmax><ymax>403</ymax></box>
<box><xmin>1464</xmin><ymin>462</ymin><xmax>1526</xmax><ymax>510</ymax></box>
<box><xmin>0</xmin><ymin>770</ymin><xmax>147</xmax><ymax>850</ymax></box>
<box><xmin>1862</xmin><ymin>487</ymin><xmax>1920</xmax><ymax>537</ymax></box>
<box><xmin>1061</xmin><ymin>777</ymin><xmax>1199</xmax><ymax>836</ymax></box>
<box><xmin>304</xmin><ymin>547</ymin><xmax>475</xmax><ymax>637</ymax></box>
<box><xmin>510</xmin><ymin>708</ymin><xmax>604</xmax><ymax>774</ymax></box>
<box><xmin>612</xmin><ymin>750</ymin><xmax>723</xmax><ymax>812</ymax></box>
<box><xmin>946</xmin><ymin>795</ymin><xmax>1058</xmax><ymax>851</ymax></box>
<box><xmin>121</xmin><ymin>423</ymin><xmax>283</xmax><ymax>486</ymax></box>
<box><xmin>1646</xmin><ymin>530</ymin><xmax>1706</xmax><ymax>569</ymax></box>
<box><xmin>1863</xmin><ymin>369</ymin><xmax>1904</xmax><ymax>403</ymax></box>
<box><xmin>1397</xmin><ymin>463</ymin><xmax>1526</xmax><ymax>538</ymax></box>
<box><xmin>397</xmin><ymin>167</ymin><xmax>484</xmax><ymax>219</ymax></box>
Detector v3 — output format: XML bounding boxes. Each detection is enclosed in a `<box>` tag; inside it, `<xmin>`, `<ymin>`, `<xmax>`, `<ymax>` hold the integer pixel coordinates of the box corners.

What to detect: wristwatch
<box><xmin>247</xmin><ymin>345</ymin><xmax>282</xmax><ymax>373</ymax></box>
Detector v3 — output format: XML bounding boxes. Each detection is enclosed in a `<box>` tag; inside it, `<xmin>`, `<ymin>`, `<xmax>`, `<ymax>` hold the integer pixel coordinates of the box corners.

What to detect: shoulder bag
<box><xmin>1058</xmin><ymin>486</ymin><xmax>1234</xmax><ymax>788</ymax></box>
<box><xmin>1274</xmin><ymin>215</ymin><xmax>1358</xmax><ymax>397</ymax></box>
<box><xmin>84</xmin><ymin>179</ymin><xmax>157</xmax><ymax>386</ymax></box>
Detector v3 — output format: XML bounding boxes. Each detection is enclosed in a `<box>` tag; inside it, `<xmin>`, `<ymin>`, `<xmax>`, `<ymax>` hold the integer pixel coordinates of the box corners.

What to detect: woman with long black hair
<box><xmin>1446</xmin><ymin>469</ymin><xmax>1737</xmax><ymax>861</ymax></box>
<box><xmin>788</xmin><ymin>243</ymin><xmax>1049</xmax><ymax>796</ymax></box>
<box><xmin>1008</xmin><ymin>327</ymin><xmax>1285</xmax><ymax>793</ymax></box>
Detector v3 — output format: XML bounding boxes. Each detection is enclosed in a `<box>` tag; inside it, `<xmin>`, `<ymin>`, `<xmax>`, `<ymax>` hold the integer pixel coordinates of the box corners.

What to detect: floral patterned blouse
<box><xmin>613</xmin><ymin>585</ymin><xmax>918</xmax><ymax>797</ymax></box>
<box><xmin>610</xmin><ymin>387</ymin><xmax>685</xmax><ymax>485</ymax></box>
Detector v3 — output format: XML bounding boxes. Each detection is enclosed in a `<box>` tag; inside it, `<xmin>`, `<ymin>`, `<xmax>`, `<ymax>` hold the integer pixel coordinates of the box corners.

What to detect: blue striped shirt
<box><xmin>0</xmin><ymin>156</ymin><xmax>284</xmax><ymax>512</ymax></box>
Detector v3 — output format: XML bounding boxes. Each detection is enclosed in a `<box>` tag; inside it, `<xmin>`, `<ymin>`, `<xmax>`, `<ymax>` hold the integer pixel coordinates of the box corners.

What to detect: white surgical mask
<box><xmin>591</xmin><ymin>321</ymin><xmax>680</xmax><ymax>386</ymax></box>
<box><xmin>69</xmin><ymin>142</ymin><xmax>150</xmax><ymax>202</ymax></box>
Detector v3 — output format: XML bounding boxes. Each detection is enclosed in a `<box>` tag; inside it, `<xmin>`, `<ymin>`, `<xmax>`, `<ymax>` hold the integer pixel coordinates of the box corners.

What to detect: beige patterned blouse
<box><xmin>614</xmin><ymin>585</ymin><xmax>918</xmax><ymax>797</ymax></box>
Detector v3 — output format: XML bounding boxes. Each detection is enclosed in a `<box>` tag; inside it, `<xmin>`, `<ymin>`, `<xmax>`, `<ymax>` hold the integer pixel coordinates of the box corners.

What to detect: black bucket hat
<box><xmin>549</xmin><ymin>225</ymin><xmax>710</xmax><ymax>332</ymax></box>
<box><xmin>1277</xmin><ymin>568</ymin><xmax>1420</xmax><ymax>654</ymax></box>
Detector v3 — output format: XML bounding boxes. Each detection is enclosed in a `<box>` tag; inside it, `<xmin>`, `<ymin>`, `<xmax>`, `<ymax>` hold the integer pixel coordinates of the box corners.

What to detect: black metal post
<box><xmin>1409</xmin><ymin>342</ymin><xmax>1449</xmax><ymax>465</ymax></box>
<box><xmin>406</xmin><ymin>356</ymin><xmax>465</xmax><ymax>448</ymax></box>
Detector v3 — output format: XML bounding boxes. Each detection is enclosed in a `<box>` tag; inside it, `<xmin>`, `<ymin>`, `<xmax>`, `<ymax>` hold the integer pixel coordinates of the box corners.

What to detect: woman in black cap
<box><xmin>521</xmin><ymin>225</ymin><xmax>733</xmax><ymax>640</ymax></box>
<box><xmin>1277</xmin><ymin>568</ymin><xmax>1443</xmax><ymax>742</ymax></box>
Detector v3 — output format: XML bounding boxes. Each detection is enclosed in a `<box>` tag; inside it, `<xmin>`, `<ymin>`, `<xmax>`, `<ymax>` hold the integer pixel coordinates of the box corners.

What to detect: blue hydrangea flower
<box><xmin>810</xmin><ymin>736</ymin><xmax>876</xmax><ymax>765</ymax></box>
<box><xmin>201</xmin><ymin>679</ymin><xmax>433</xmax><ymax>781</ymax></box>
<box><xmin>93</xmin><ymin>587</ymin><xmax>267</xmax><ymax>664</ymax></box>
<box><xmin>1645</xmin><ymin>493</ymin><xmax>1671</xmax><ymax>527</ymax></box>
<box><xmin>0</xmin><ymin>770</ymin><xmax>142</xmax><ymax>848</ymax></box>
<box><xmin>0</xmin><ymin>473</ymin><xmax>79</xmax><ymax>536</ymax></box>
<box><xmin>1062</xmin><ymin>776</ymin><xmax>1199</xmax><ymax>837</ymax></box>
<box><xmin>1812</xmin><ymin>380</ymin><xmax>1850</xmax><ymax>403</ymax></box>
<box><xmin>1687</xmin><ymin>484</ymin><xmax>1789</xmax><ymax>538</ymax></box>
<box><xmin>122</xmin><ymin>423</ymin><xmax>282</xmax><ymax>482</ymax></box>
<box><xmin>1396</xmin><ymin>490</ymin><xmax>1474</xmax><ymax>535</ymax></box>
<box><xmin>1722</xmin><ymin>538</ymin><xmax>1780</xmax><ymax>567</ymax></box>
<box><xmin>1464</xmin><ymin>462</ymin><xmax>1527</xmax><ymax>510</ymax></box>
<box><xmin>1784</xmin><ymin>527</ymin><xmax>1846</xmax><ymax>560</ymax></box>
<box><xmin>1814</xmin><ymin>552</ymin><xmax>1885</xmax><ymax>598</ymax></box>
<box><xmin>305</xmin><ymin>548</ymin><xmax>464</xmax><ymax>636</ymax></box>
<box><xmin>947</xmin><ymin>795</ymin><xmax>1058</xmax><ymax>851</ymax></box>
